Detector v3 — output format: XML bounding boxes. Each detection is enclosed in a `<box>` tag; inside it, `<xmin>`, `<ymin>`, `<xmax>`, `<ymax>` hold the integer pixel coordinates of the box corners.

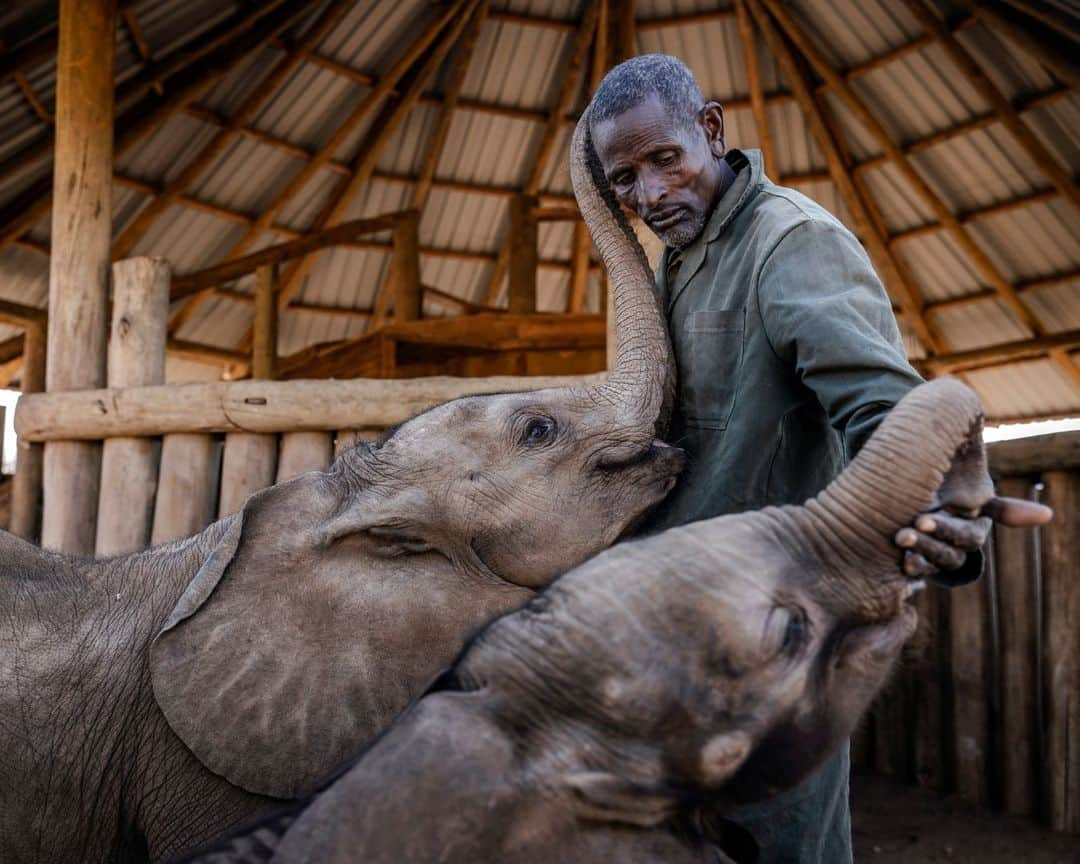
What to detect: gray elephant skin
<box><xmin>0</xmin><ymin>104</ymin><xmax>680</xmax><ymax>864</ymax></box>
<box><xmin>187</xmin><ymin>374</ymin><xmax>992</xmax><ymax>864</ymax></box>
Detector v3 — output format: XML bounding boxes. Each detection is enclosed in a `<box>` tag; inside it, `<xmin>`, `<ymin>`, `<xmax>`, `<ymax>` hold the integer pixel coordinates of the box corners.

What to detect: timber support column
<box><xmin>10</xmin><ymin>323</ymin><xmax>46</xmax><ymax>540</ymax></box>
<box><xmin>392</xmin><ymin>211</ymin><xmax>421</xmax><ymax>323</ymax></box>
<box><xmin>507</xmin><ymin>194</ymin><xmax>538</xmax><ymax>315</ymax></box>
<box><xmin>41</xmin><ymin>0</ymin><xmax>117</xmax><ymax>553</ymax></box>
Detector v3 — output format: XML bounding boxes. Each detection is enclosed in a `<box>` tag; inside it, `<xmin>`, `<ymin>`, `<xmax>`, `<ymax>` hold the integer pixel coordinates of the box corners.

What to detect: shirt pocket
<box><xmin>678</xmin><ymin>308</ymin><xmax>745</xmax><ymax>431</ymax></box>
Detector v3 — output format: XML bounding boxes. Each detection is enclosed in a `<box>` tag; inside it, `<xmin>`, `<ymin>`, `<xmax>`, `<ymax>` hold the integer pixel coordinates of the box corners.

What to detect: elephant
<box><xmin>0</xmin><ymin>100</ymin><xmax>680</xmax><ymax>864</ymax></box>
<box><xmin>183</xmin><ymin>375</ymin><xmax>995</xmax><ymax>864</ymax></box>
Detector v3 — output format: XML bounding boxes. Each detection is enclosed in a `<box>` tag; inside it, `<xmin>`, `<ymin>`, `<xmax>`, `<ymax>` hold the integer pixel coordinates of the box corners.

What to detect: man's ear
<box><xmin>563</xmin><ymin>771</ymin><xmax>677</xmax><ymax>827</ymax></box>
<box><xmin>700</xmin><ymin>101</ymin><xmax>725</xmax><ymax>157</ymax></box>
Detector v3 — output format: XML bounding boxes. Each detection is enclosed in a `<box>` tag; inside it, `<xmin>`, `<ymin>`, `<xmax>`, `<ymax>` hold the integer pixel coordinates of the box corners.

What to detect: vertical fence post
<box><xmin>10</xmin><ymin>322</ymin><xmax>45</xmax><ymax>540</ymax></box>
<box><xmin>950</xmin><ymin>574</ymin><xmax>992</xmax><ymax>805</ymax></box>
<box><xmin>392</xmin><ymin>210</ymin><xmax>421</xmax><ymax>323</ymax></box>
<box><xmin>1040</xmin><ymin>469</ymin><xmax>1080</xmax><ymax>832</ymax></box>
<box><xmin>507</xmin><ymin>194</ymin><xmax>538</xmax><ymax>315</ymax></box>
<box><xmin>218</xmin><ymin>264</ymin><xmax>279</xmax><ymax>516</ymax></box>
<box><xmin>95</xmin><ymin>258</ymin><xmax>169</xmax><ymax>555</ymax></box>
<box><xmin>41</xmin><ymin>0</ymin><xmax>116</xmax><ymax>553</ymax></box>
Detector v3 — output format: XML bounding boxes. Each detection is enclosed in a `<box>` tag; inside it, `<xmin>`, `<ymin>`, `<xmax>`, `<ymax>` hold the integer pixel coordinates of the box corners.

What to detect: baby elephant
<box><xmin>186</xmin><ymin>377</ymin><xmax>997</xmax><ymax>864</ymax></box>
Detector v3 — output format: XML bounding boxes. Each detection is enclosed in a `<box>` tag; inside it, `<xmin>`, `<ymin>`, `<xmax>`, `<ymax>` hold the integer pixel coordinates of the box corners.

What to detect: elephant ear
<box><xmin>150</xmin><ymin>472</ymin><xmax>416</xmax><ymax>800</ymax></box>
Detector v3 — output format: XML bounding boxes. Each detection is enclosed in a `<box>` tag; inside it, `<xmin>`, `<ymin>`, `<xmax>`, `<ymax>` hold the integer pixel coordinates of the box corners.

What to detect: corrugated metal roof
<box><xmin>0</xmin><ymin>0</ymin><xmax>1074</xmax><ymax>420</ymax></box>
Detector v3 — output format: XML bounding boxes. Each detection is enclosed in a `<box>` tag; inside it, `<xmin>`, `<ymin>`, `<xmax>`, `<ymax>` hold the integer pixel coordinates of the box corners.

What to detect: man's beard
<box><xmin>651</xmin><ymin>208</ymin><xmax>708</xmax><ymax>249</ymax></box>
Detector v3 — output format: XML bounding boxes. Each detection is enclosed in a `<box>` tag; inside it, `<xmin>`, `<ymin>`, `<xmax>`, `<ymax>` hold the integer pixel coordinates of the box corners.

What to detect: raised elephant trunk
<box><xmin>569</xmin><ymin>108</ymin><xmax>676</xmax><ymax>438</ymax></box>
<box><xmin>799</xmin><ymin>376</ymin><xmax>991</xmax><ymax>616</ymax></box>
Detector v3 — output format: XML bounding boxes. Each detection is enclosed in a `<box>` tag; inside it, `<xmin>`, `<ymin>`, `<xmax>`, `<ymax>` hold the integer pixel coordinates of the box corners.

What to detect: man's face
<box><xmin>592</xmin><ymin>94</ymin><xmax>726</xmax><ymax>249</ymax></box>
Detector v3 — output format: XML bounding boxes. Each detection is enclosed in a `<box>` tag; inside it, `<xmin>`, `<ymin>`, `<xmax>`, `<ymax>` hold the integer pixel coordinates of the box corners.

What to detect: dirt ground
<box><xmin>850</xmin><ymin>773</ymin><xmax>1078</xmax><ymax>863</ymax></box>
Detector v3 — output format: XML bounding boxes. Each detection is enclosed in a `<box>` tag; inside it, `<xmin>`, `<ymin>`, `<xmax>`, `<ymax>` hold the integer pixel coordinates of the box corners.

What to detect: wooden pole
<box><xmin>1040</xmin><ymin>470</ymin><xmax>1080</xmax><ymax>833</ymax></box>
<box><xmin>41</xmin><ymin>0</ymin><xmax>116</xmax><ymax>554</ymax></box>
<box><xmin>507</xmin><ymin>194</ymin><xmax>538</xmax><ymax>315</ymax></box>
<box><xmin>95</xmin><ymin>258</ymin><xmax>169</xmax><ymax>555</ymax></box>
<box><xmin>949</xmin><ymin>575</ymin><xmax>992</xmax><ymax>805</ymax></box>
<box><xmin>218</xmin><ymin>263</ymin><xmax>278</xmax><ymax>516</ymax></box>
<box><xmin>567</xmin><ymin>223</ymin><xmax>592</xmax><ymax>314</ymax></box>
<box><xmin>994</xmin><ymin>477</ymin><xmax>1038</xmax><ymax>817</ymax></box>
<box><xmin>150</xmin><ymin>434</ymin><xmax>219</xmax><ymax>544</ymax></box>
<box><xmin>9</xmin><ymin>323</ymin><xmax>45</xmax><ymax>541</ymax></box>
<box><xmin>733</xmin><ymin>0</ymin><xmax>777</xmax><ymax>178</ymax></box>
<box><xmin>276</xmin><ymin>432</ymin><xmax>333</xmax><ymax>482</ymax></box>
<box><xmin>252</xmin><ymin>264</ymin><xmax>279</xmax><ymax>380</ymax></box>
<box><xmin>392</xmin><ymin>212</ymin><xmax>422</xmax><ymax>323</ymax></box>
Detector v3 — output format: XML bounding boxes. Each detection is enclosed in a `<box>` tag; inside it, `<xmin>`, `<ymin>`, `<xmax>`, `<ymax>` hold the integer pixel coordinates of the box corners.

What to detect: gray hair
<box><xmin>588</xmin><ymin>54</ymin><xmax>704</xmax><ymax>130</ymax></box>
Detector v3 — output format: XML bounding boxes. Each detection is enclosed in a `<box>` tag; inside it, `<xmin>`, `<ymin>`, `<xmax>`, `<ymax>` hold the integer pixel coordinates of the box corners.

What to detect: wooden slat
<box><xmin>150</xmin><ymin>433</ymin><xmax>219</xmax><ymax>544</ymax></box>
<box><xmin>994</xmin><ymin>477</ymin><xmax>1038</xmax><ymax>817</ymax></box>
<box><xmin>218</xmin><ymin>433</ymin><xmax>278</xmax><ymax>517</ymax></box>
<box><xmin>95</xmin><ymin>258</ymin><xmax>169</xmax><ymax>555</ymax></box>
<box><xmin>988</xmin><ymin>432</ymin><xmax>1080</xmax><ymax>476</ymax></box>
<box><xmin>1040</xmin><ymin>470</ymin><xmax>1080</xmax><ymax>832</ymax></box>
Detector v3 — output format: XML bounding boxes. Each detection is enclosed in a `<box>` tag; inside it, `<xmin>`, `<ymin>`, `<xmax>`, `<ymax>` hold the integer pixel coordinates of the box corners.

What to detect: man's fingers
<box><xmin>903</xmin><ymin>533</ymin><xmax>967</xmax><ymax>572</ymax></box>
<box><xmin>982</xmin><ymin>496</ymin><xmax>1053</xmax><ymax>527</ymax></box>
<box><xmin>903</xmin><ymin>551</ymin><xmax>936</xmax><ymax>579</ymax></box>
<box><xmin>914</xmin><ymin>513</ymin><xmax>992</xmax><ymax>549</ymax></box>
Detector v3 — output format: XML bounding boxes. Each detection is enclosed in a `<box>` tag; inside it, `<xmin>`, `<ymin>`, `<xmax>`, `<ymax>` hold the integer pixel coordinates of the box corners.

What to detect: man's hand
<box><xmin>894</xmin><ymin>496</ymin><xmax>1053</xmax><ymax>580</ymax></box>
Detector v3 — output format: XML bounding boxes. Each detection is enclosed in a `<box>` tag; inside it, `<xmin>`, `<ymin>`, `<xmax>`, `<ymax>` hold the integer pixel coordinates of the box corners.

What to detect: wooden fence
<box><xmin>854</xmin><ymin>433</ymin><xmax>1079</xmax><ymax>834</ymax></box>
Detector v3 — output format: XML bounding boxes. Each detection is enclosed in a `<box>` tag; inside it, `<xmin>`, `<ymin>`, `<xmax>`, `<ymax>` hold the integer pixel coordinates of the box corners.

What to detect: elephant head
<box><xmin>149</xmin><ymin>108</ymin><xmax>681</xmax><ymax>801</ymax></box>
<box><xmin>195</xmin><ymin>377</ymin><xmax>993</xmax><ymax>864</ymax></box>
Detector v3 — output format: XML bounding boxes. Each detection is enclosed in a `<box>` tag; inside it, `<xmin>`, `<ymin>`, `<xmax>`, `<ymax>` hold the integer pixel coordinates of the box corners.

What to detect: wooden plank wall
<box><xmin>854</xmin><ymin>434</ymin><xmax>1080</xmax><ymax>835</ymax></box>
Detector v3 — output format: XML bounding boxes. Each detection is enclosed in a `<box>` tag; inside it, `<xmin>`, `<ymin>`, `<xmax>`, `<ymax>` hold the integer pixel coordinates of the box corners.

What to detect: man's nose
<box><xmin>636</xmin><ymin>170</ymin><xmax>666</xmax><ymax>211</ymax></box>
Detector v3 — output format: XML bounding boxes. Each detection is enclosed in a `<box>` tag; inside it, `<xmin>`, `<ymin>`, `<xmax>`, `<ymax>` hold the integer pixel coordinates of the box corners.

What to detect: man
<box><xmin>588</xmin><ymin>54</ymin><xmax>1050</xmax><ymax>863</ymax></box>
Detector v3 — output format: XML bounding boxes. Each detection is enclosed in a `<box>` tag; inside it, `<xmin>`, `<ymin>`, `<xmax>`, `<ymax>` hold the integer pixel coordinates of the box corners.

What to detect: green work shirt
<box><xmin>647</xmin><ymin>149</ymin><xmax>923</xmax><ymax>532</ymax></box>
<box><xmin>645</xmin><ymin>149</ymin><xmax>923</xmax><ymax>864</ymax></box>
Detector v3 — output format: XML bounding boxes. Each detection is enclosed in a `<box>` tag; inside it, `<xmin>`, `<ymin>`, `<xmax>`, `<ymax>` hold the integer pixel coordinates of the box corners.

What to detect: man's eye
<box><xmin>612</xmin><ymin>172</ymin><xmax>633</xmax><ymax>188</ymax></box>
<box><xmin>521</xmin><ymin>417</ymin><xmax>557</xmax><ymax>447</ymax></box>
<box><xmin>655</xmin><ymin>153</ymin><xmax>677</xmax><ymax>167</ymax></box>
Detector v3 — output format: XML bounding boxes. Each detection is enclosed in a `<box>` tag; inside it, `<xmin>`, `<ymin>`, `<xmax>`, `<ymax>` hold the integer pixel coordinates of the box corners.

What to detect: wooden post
<box><xmin>9</xmin><ymin>322</ymin><xmax>45</xmax><ymax>540</ymax></box>
<box><xmin>1040</xmin><ymin>470</ymin><xmax>1080</xmax><ymax>833</ymax></box>
<box><xmin>150</xmin><ymin>434</ymin><xmax>219</xmax><ymax>544</ymax></box>
<box><xmin>218</xmin><ymin>262</ymin><xmax>278</xmax><ymax>516</ymax></box>
<box><xmin>252</xmin><ymin>263</ymin><xmax>278</xmax><ymax>380</ymax></box>
<box><xmin>95</xmin><ymin>258</ymin><xmax>169</xmax><ymax>554</ymax></box>
<box><xmin>41</xmin><ymin>0</ymin><xmax>116</xmax><ymax>554</ymax></box>
<box><xmin>949</xmin><ymin>574</ymin><xmax>992</xmax><ymax>805</ymax></box>
<box><xmin>392</xmin><ymin>212</ymin><xmax>421</xmax><ymax>323</ymax></box>
<box><xmin>911</xmin><ymin>587</ymin><xmax>946</xmax><ymax>791</ymax></box>
<box><xmin>277</xmin><ymin>432</ymin><xmax>333</xmax><ymax>482</ymax></box>
<box><xmin>507</xmin><ymin>194</ymin><xmax>538</xmax><ymax>315</ymax></box>
<box><xmin>994</xmin><ymin>477</ymin><xmax>1038</xmax><ymax>817</ymax></box>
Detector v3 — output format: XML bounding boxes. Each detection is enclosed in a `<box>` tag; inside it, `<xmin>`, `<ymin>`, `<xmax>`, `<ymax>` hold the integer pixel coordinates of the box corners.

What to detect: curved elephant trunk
<box><xmin>569</xmin><ymin>108</ymin><xmax>676</xmax><ymax>438</ymax></box>
<box><xmin>798</xmin><ymin>378</ymin><xmax>991</xmax><ymax>614</ymax></box>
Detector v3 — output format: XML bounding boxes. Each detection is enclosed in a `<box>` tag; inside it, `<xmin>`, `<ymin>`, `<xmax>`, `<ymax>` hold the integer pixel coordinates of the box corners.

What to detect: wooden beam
<box><xmin>507</xmin><ymin>194</ymin><xmax>539</xmax><ymax>314</ymax></box>
<box><xmin>890</xmin><ymin>187</ymin><xmax>1059</xmax><ymax>245</ymax></box>
<box><xmin>40</xmin><ymin>0</ymin><xmax>116</xmax><ymax>555</ymax></box>
<box><xmin>968</xmin><ymin>1</ymin><xmax>1079</xmax><ymax>90</ymax></box>
<box><xmin>734</xmin><ymin>0</ymin><xmax>778</xmax><ymax>179</ymax></box>
<box><xmin>749</xmin><ymin>0</ymin><xmax>941</xmax><ymax>354</ymax></box>
<box><xmin>391</xmin><ymin>211</ymin><xmax>422</xmax><ymax>323</ymax></box>
<box><xmin>252</xmin><ymin>264</ymin><xmax>279</xmax><ymax>379</ymax></box>
<box><xmin>169</xmin><ymin>212</ymin><xmax>407</xmax><ymax>299</ymax></box>
<box><xmin>483</xmin><ymin>0</ymin><xmax>601</xmax><ymax>305</ymax></box>
<box><xmin>998</xmin><ymin>0</ymin><xmax>1080</xmax><ymax>48</ymax></box>
<box><xmin>917</xmin><ymin>329</ymin><xmax>1080</xmax><ymax>375</ymax></box>
<box><xmin>14</xmin><ymin>70</ymin><xmax>52</xmax><ymax>125</ymax></box>
<box><xmin>988</xmin><ymin>431</ymin><xmax>1080</xmax><ymax>476</ymax></box>
<box><xmin>165</xmin><ymin>338</ymin><xmax>250</xmax><ymax>367</ymax></box>
<box><xmin>924</xmin><ymin>267</ymin><xmax>1080</xmax><ymax>315</ymax></box>
<box><xmin>111</xmin><ymin>0</ymin><xmax>353</xmax><ymax>260</ymax></box>
<box><xmin>0</xmin><ymin>297</ymin><xmax>46</xmax><ymax>327</ymax></box>
<box><xmin>759</xmin><ymin>0</ymin><xmax>1080</xmax><ymax>392</ymax></box>
<box><xmin>903</xmin><ymin>0</ymin><xmax>1078</xmax><ymax>211</ymax></box>
<box><xmin>15</xmin><ymin>373</ymin><xmax>608</xmax><ymax>442</ymax></box>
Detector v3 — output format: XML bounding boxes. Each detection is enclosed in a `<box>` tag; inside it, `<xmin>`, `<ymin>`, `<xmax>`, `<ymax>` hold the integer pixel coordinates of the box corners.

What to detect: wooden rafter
<box><xmin>967</xmin><ymin>1</ymin><xmax>1079</xmax><ymax>90</ymax></box>
<box><xmin>0</xmin><ymin>0</ymin><xmax>318</xmax><ymax>251</ymax></box>
<box><xmin>758</xmin><ymin>0</ymin><xmax>1080</xmax><ymax>394</ymax></box>
<box><xmin>14</xmin><ymin>71</ymin><xmax>51</xmax><ymax>125</ymax></box>
<box><xmin>918</xmin><ymin>329</ymin><xmax>1080</xmax><ymax>376</ymax></box>
<box><xmin>368</xmin><ymin>0</ymin><xmax>490</xmax><ymax>328</ymax></box>
<box><xmin>275</xmin><ymin>0</ymin><xmax>483</xmax><ymax>319</ymax></box>
<box><xmin>111</xmin><ymin>0</ymin><xmax>354</xmax><ymax>260</ymax></box>
<box><xmin>903</xmin><ymin>0</ymin><xmax>1078</xmax><ymax>211</ymax></box>
<box><xmin>734</xmin><ymin>0</ymin><xmax>777</xmax><ymax>179</ymax></box>
<box><xmin>748</xmin><ymin>0</ymin><xmax>941</xmax><ymax>354</ymax></box>
<box><xmin>482</xmin><ymin>0</ymin><xmax>601</xmax><ymax>306</ymax></box>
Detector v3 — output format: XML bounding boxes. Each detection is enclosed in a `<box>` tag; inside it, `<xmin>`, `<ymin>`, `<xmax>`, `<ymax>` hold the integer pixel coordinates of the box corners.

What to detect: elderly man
<box><xmin>587</xmin><ymin>54</ymin><xmax>1048</xmax><ymax>863</ymax></box>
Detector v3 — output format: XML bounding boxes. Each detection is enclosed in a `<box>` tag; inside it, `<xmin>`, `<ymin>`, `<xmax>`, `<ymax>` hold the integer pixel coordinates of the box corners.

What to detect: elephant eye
<box><xmin>781</xmin><ymin>608</ymin><xmax>809</xmax><ymax>657</ymax></box>
<box><xmin>521</xmin><ymin>416</ymin><xmax>557</xmax><ymax>447</ymax></box>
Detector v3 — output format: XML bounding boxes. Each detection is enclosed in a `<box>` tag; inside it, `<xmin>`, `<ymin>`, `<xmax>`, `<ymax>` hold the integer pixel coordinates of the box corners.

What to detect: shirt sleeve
<box><xmin>755</xmin><ymin>217</ymin><xmax>924</xmax><ymax>459</ymax></box>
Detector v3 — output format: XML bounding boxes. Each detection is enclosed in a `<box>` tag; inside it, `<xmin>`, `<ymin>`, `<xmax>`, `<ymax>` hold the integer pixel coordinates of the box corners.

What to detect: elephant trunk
<box><xmin>796</xmin><ymin>377</ymin><xmax>991</xmax><ymax>617</ymax></box>
<box><xmin>569</xmin><ymin>107</ymin><xmax>676</xmax><ymax>439</ymax></box>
